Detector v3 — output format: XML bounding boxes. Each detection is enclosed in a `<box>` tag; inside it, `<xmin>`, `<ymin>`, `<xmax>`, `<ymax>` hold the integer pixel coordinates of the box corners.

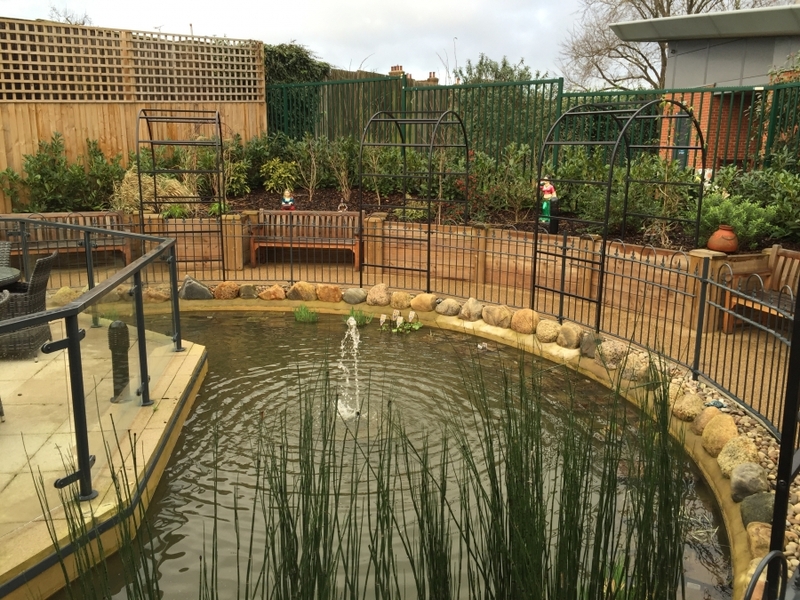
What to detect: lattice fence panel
<box><xmin>0</xmin><ymin>17</ymin><xmax>264</xmax><ymax>102</ymax></box>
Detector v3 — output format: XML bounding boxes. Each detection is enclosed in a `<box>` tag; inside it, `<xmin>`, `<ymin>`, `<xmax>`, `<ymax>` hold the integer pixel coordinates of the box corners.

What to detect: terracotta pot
<box><xmin>707</xmin><ymin>224</ymin><xmax>739</xmax><ymax>253</ymax></box>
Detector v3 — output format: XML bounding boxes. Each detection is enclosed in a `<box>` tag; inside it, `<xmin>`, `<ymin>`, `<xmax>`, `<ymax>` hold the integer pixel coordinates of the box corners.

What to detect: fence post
<box><xmin>222</xmin><ymin>214</ymin><xmax>245</xmax><ymax>271</ymax></box>
<box><xmin>473</xmin><ymin>224</ymin><xmax>488</xmax><ymax>290</ymax></box>
<box><xmin>687</xmin><ymin>249</ymin><xmax>727</xmax><ymax>333</ymax></box>
<box><xmin>364</xmin><ymin>212</ymin><xmax>387</xmax><ymax>279</ymax></box>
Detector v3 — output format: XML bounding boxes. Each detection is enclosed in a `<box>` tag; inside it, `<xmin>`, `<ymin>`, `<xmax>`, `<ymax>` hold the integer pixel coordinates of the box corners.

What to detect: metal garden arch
<box><xmin>358</xmin><ymin>110</ymin><xmax>470</xmax><ymax>292</ymax></box>
<box><xmin>533</xmin><ymin>99</ymin><xmax>707</xmax><ymax>332</ymax></box>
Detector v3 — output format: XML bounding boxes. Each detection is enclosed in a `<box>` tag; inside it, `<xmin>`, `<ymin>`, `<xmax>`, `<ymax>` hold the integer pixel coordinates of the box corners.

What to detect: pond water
<box><xmin>108</xmin><ymin>312</ymin><xmax>731</xmax><ymax>599</ymax></box>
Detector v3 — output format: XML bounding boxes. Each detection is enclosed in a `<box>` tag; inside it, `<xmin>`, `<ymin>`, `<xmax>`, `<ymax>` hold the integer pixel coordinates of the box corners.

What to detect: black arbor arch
<box><xmin>533</xmin><ymin>99</ymin><xmax>707</xmax><ymax>331</ymax></box>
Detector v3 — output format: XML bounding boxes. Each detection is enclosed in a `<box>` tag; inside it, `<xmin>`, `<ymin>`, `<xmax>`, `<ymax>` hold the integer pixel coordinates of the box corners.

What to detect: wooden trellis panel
<box><xmin>0</xmin><ymin>17</ymin><xmax>267</xmax><ymax>212</ymax></box>
<box><xmin>0</xmin><ymin>18</ymin><xmax>264</xmax><ymax>102</ymax></box>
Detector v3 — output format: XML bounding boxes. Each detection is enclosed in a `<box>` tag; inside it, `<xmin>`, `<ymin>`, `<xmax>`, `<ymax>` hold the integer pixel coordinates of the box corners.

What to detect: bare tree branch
<box><xmin>559</xmin><ymin>0</ymin><xmax>784</xmax><ymax>90</ymax></box>
<box><xmin>48</xmin><ymin>5</ymin><xmax>92</xmax><ymax>25</ymax></box>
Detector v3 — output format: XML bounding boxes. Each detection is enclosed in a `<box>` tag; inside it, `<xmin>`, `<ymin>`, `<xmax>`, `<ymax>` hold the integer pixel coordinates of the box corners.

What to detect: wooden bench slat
<box><xmin>723</xmin><ymin>244</ymin><xmax>799</xmax><ymax>333</ymax></box>
<box><xmin>250</xmin><ymin>210</ymin><xmax>361</xmax><ymax>270</ymax></box>
<box><xmin>0</xmin><ymin>211</ymin><xmax>132</xmax><ymax>265</ymax></box>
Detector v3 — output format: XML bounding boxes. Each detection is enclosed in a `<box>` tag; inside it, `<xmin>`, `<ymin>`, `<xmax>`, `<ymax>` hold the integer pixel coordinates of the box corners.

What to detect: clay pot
<box><xmin>707</xmin><ymin>224</ymin><xmax>739</xmax><ymax>253</ymax></box>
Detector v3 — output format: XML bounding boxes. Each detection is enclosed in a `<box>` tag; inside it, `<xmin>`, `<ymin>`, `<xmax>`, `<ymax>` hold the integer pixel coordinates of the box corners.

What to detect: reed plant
<box><xmin>293</xmin><ymin>304</ymin><xmax>319</xmax><ymax>323</ymax></box>
<box><xmin>344</xmin><ymin>307</ymin><xmax>373</xmax><ymax>327</ymax></box>
<box><xmin>38</xmin><ymin>350</ymin><xmax>689</xmax><ymax>600</ymax></box>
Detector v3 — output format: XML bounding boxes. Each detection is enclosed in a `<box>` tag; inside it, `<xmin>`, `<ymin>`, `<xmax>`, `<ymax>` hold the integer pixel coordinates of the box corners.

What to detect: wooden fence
<box><xmin>0</xmin><ymin>17</ymin><xmax>266</xmax><ymax>213</ymax></box>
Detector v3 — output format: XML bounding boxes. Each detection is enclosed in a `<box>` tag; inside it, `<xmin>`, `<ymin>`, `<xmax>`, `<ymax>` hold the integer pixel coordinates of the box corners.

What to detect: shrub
<box><xmin>225</xmin><ymin>157</ymin><xmax>251</xmax><ymax>198</ymax></box>
<box><xmin>495</xmin><ymin>142</ymin><xmax>535</xmax><ymax>223</ymax></box>
<box><xmin>288</xmin><ymin>134</ymin><xmax>330</xmax><ymax>203</ymax></box>
<box><xmin>328</xmin><ymin>136</ymin><xmax>358</xmax><ymax>204</ymax></box>
<box><xmin>699</xmin><ymin>192</ymin><xmax>778</xmax><ymax>250</ymax></box>
<box><xmin>160</xmin><ymin>203</ymin><xmax>193</xmax><ymax>219</ymax></box>
<box><xmin>260</xmin><ymin>157</ymin><xmax>299</xmax><ymax>193</ymax></box>
<box><xmin>17</xmin><ymin>133</ymin><xmax>125</xmax><ymax>212</ymax></box>
<box><xmin>0</xmin><ymin>168</ymin><xmax>24</xmax><ymax>212</ymax></box>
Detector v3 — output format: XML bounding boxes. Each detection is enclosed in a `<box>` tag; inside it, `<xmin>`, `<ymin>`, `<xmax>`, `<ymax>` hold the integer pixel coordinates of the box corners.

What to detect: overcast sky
<box><xmin>5</xmin><ymin>0</ymin><xmax>582</xmax><ymax>82</ymax></box>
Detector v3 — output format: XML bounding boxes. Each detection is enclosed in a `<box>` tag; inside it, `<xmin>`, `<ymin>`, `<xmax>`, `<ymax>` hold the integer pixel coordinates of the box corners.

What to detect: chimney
<box><xmin>389</xmin><ymin>64</ymin><xmax>404</xmax><ymax>77</ymax></box>
<box><xmin>426</xmin><ymin>71</ymin><xmax>439</xmax><ymax>85</ymax></box>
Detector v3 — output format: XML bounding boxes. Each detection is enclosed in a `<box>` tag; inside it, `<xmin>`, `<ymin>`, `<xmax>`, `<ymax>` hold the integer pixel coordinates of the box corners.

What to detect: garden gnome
<box><xmin>281</xmin><ymin>189</ymin><xmax>295</xmax><ymax>211</ymax></box>
<box><xmin>539</xmin><ymin>177</ymin><xmax>556</xmax><ymax>224</ymax></box>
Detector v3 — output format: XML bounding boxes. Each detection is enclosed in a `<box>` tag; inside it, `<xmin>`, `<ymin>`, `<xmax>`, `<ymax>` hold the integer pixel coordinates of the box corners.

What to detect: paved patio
<box><xmin>0</xmin><ymin>312</ymin><xmax>207</xmax><ymax>600</ymax></box>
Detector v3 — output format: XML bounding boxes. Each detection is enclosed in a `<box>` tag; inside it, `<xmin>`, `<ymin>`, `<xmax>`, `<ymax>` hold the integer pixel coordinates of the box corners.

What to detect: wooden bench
<box><xmin>249</xmin><ymin>210</ymin><xmax>361</xmax><ymax>270</ymax></box>
<box><xmin>722</xmin><ymin>244</ymin><xmax>800</xmax><ymax>333</ymax></box>
<box><xmin>0</xmin><ymin>211</ymin><xmax>132</xmax><ymax>266</ymax></box>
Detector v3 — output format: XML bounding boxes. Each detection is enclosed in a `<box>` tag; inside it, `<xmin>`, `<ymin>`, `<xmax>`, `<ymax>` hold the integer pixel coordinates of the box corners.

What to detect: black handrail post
<box><xmin>691</xmin><ymin>256</ymin><xmax>710</xmax><ymax>380</ymax></box>
<box><xmin>84</xmin><ymin>230</ymin><xmax>100</xmax><ymax>328</ymax></box>
<box><xmin>167</xmin><ymin>246</ymin><xmax>184</xmax><ymax>352</ymax></box>
<box><xmin>65</xmin><ymin>314</ymin><xmax>97</xmax><ymax>501</ymax></box>
<box><xmin>289</xmin><ymin>212</ymin><xmax>295</xmax><ymax>285</ymax></box>
<box><xmin>132</xmin><ymin>271</ymin><xmax>152</xmax><ymax>406</ymax></box>
<box><xmin>767</xmin><ymin>288</ymin><xmax>800</xmax><ymax>598</ymax></box>
<box><xmin>558</xmin><ymin>231</ymin><xmax>568</xmax><ymax>324</ymax></box>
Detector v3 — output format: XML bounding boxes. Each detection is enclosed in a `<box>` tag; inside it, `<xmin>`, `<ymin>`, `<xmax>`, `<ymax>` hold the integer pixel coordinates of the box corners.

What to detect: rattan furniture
<box><xmin>0</xmin><ymin>290</ymin><xmax>6</xmax><ymax>418</ymax></box>
<box><xmin>0</xmin><ymin>252</ymin><xmax>57</xmax><ymax>358</ymax></box>
<box><xmin>0</xmin><ymin>241</ymin><xmax>10</xmax><ymax>268</ymax></box>
<box><xmin>722</xmin><ymin>245</ymin><xmax>800</xmax><ymax>333</ymax></box>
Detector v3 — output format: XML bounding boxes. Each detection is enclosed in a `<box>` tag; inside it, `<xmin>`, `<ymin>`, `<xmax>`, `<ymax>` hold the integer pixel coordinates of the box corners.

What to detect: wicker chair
<box><xmin>0</xmin><ymin>241</ymin><xmax>10</xmax><ymax>268</ymax></box>
<box><xmin>0</xmin><ymin>290</ymin><xmax>6</xmax><ymax>418</ymax></box>
<box><xmin>0</xmin><ymin>251</ymin><xmax>57</xmax><ymax>358</ymax></box>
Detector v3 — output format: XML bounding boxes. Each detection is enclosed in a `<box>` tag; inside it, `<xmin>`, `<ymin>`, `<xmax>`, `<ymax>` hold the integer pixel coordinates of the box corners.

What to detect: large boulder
<box><xmin>672</xmin><ymin>393</ymin><xmax>706</xmax><ymax>422</ymax></box>
<box><xmin>436</xmin><ymin>298</ymin><xmax>462</xmax><ymax>316</ymax></box>
<box><xmin>747</xmin><ymin>522</ymin><xmax>772</xmax><ymax>559</ymax></box>
<box><xmin>179</xmin><ymin>276</ymin><xmax>213</xmax><ymax>300</ymax></box>
<box><xmin>410</xmin><ymin>293</ymin><xmax>438</xmax><ymax>312</ymax></box>
<box><xmin>556</xmin><ymin>322</ymin><xmax>582</xmax><ymax>349</ymax></box>
<box><xmin>343</xmin><ymin>288</ymin><xmax>368</xmax><ymax>304</ymax></box>
<box><xmin>390</xmin><ymin>291</ymin><xmax>412</xmax><ymax>309</ymax></box>
<box><xmin>482</xmin><ymin>305</ymin><xmax>512</xmax><ymax>328</ymax></box>
<box><xmin>620</xmin><ymin>352</ymin><xmax>651</xmax><ymax>382</ymax></box>
<box><xmin>317</xmin><ymin>284</ymin><xmax>343</xmax><ymax>303</ymax></box>
<box><xmin>213</xmin><ymin>281</ymin><xmax>240</xmax><ymax>300</ymax></box>
<box><xmin>740</xmin><ymin>492</ymin><xmax>775</xmax><ymax>527</ymax></box>
<box><xmin>366</xmin><ymin>283</ymin><xmax>391</xmax><ymax>306</ymax></box>
<box><xmin>239</xmin><ymin>284</ymin><xmax>258</xmax><ymax>299</ymax></box>
<box><xmin>701</xmin><ymin>414</ymin><xmax>738</xmax><ymax>457</ymax></box>
<box><xmin>143</xmin><ymin>287</ymin><xmax>170</xmax><ymax>303</ymax></box>
<box><xmin>459</xmin><ymin>298</ymin><xmax>484</xmax><ymax>322</ymax></box>
<box><xmin>690</xmin><ymin>406</ymin><xmax>721</xmax><ymax>435</ymax></box>
<box><xmin>717</xmin><ymin>436</ymin><xmax>760</xmax><ymax>478</ymax></box>
<box><xmin>287</xmin><ymin>281</ymin><xmax>317</xmax><ymax>301</ymax></box>
<box><xmin>730</xmin><ymin>463</ymin><xmax>770</xmax><ymax>503</ymax></box>
<box><xmin>389</xmin><ymin>292</ymin><xmax>411</xmax><ymax>310</ymax></box>
<box><xmin>511</xmin><ymin>308</ymin><xmax>538</xmax><ymax>334</ymax></box>
<box><xmin>258</xmin><ymin>284</ymin><xmax>286</xmax><ymax>301</ymax></box>
<box><xmin>536</xmin><ymin>320</ymin><xmax>560</xmax><ymax>343</ymax></box>
<box><xmin>50</xmin><ymin>286</ymin><xmax>82</xmax><ymax>307</ymax></box>
<box><xmin>595</xmin><ymin>340</ymin><xmax>627</xmax><ymax>369</ymax></box>
<box><xmin>580</xmin><ymin>332</ymin><xmax>601</xmax><ymax>358</ymax></box>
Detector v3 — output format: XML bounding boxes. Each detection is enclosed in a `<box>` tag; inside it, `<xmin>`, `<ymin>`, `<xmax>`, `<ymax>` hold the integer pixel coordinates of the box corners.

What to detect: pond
<box><xmin>104</xmin><ymin>311</ymin><xmax>731</xmax><ymax>599</ymax></box>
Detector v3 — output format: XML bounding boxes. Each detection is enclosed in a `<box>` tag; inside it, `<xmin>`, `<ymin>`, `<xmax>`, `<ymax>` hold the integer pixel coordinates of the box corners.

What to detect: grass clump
<box><xmin>344</xmin><ymin>307</ymin><xmax>373</xmax><ymax>327</ymax></box>
<box><xmin>293</xmin><ymin>304</ymin><xmax>318</xmax><ymax>323</ymax></box>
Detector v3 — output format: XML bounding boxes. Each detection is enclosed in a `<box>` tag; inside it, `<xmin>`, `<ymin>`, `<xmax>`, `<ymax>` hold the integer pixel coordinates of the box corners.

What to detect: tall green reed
<box><xmin>38</xmin><ymin>349</ymin><xmax>689</xmax><ymax>600</ymax></box>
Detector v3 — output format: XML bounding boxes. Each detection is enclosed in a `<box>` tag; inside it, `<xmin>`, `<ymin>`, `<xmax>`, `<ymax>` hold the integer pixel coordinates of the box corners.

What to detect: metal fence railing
<box><xmin>268</xmin><ymin>78</ymin><xmax>800</xmax><ymax>174</ymax></box>
<box><xmin>22</xmin><ymin>214</ymin><xmax>789</xmax><ymax>440</ymax></box>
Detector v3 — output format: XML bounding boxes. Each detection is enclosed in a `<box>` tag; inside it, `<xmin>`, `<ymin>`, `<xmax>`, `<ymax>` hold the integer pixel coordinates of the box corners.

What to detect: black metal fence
<box><xmin>1</xmin><ymin>212</ymin><xmax>789</xmax><ymax>439</ymax></box>
<box><xmin>29</xmin><ymin>213</ymin><xmax>783</xmax><ymax>440</ymax></box>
